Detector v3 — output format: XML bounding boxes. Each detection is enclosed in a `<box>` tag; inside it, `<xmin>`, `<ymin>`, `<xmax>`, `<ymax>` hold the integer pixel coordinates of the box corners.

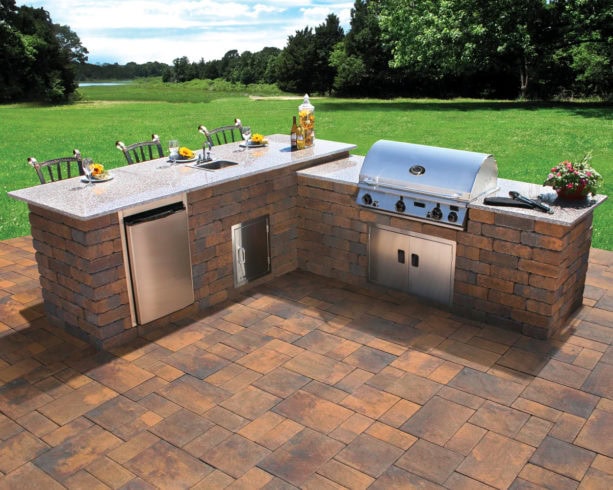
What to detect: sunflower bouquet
<box><xmin>89</xmin><ymin>163</ymin><xmax>109</xmax><ymax>180</ymax></box>
<box><xmin>250</xmin><ymin>133</ymin><xmax>268</xmax><ymax>145</ymax></box>
<box><xmin>178</xmin><ymin>147</ymin><xmax>195</xmax><ymax>160</ymax></box>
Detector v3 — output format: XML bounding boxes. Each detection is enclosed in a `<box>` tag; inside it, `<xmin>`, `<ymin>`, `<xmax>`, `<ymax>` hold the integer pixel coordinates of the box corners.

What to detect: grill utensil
<box><xmin>509</xmin><ymin>191</ymin><xmax>554</xmax><ymax>214</ymax></box>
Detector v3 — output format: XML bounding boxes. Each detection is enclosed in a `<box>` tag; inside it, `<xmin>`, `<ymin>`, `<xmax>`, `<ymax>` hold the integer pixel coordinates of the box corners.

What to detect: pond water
<box><xmin>78</xmin><ymin>81</ymin><xmax>131</xmax><ymax>87</ymax></box>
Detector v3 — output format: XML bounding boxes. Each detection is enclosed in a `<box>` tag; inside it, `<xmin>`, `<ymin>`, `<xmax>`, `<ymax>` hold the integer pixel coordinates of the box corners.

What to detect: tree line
<box><xmin>162</xmin><ymin>0</ymin><xmax>611</xmax><ymax>100</ymax></box>
<box><xmin>1</xmin><ymin>0</ymin><xmax>611</xmax><ymax>103</ymax></box>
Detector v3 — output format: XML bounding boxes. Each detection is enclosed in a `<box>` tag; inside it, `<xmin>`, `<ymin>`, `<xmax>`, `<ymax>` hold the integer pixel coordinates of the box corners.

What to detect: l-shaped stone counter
<box><xmin>9</xmin><ymin>135</ymin><xmax>607</xmax><ymax>348</ymax></box>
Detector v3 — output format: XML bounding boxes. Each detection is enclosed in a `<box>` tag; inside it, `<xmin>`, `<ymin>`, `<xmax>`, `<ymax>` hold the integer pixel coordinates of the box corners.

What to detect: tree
<box><xmin>252</xmin><ymin>47</ymin><xmax>281</xmax><ymax>84</ymax></box>
<box><xmin>331</xmin><ymin>0</ymin><xmax>403</xmax><ymax>96</ymax></box>
<box><xmin>275</xmin><ymin>27</ymin><xmax>317</xmax><ymax>93</ymax></box>
<box><xmin>195</xmin><ymin>58</ymin><xmax>222</xmax><ymax>80</ymax></box>
<box><xmin>329</xmin><ymin>42</ymin><xmax>367</xmax><ymax>94</ymax></box>
<box><xmin>312</xmin><ymin>14</ymin><xmax>345</xmax><ymax>94</ymax></box>
<box><xmin>219</xmin><ymin>50</ymin><xmax>240</xmax><ymax>79</ymax></box>
<box><xmin>0</xmin><ymin>0</ymin><xmax>88</xmax><ymax>102</ymax></box>
<box><xmin>230</xmin><ymin>47</ymin><xmax>282</xmax><ymax>85</ymax></box>
<box><xmin>170</xmin><ymin>56</ymin><xmax>193</xmax><ymax>82</ymax></box>
<box><xmin>378</xmin><ymin>0</ymin><xmax>547</xmax><ymax>98</ymax></box>
<box><xmin>233</xmin><ymin>51</ymin><xmax>255</xmax><ymax>84</ymax></box>
<box><xmin>0</xmin><ymin>0</ymin><xmax>25</xmax><ymax>100</ymax></box>
<box><xmin>548</xmin><ymin>0</ymin><xmax>613</xmax><ymax>98</ymax></box>
<box><xmin>275</xmin><ymin>15</ymin><xmax>344</xmax><ymax>95</ymax></box>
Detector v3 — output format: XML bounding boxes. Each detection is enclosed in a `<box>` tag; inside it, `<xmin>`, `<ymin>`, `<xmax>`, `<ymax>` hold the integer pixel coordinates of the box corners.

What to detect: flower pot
<box><xmin>556</xmin><ymin>187</ymin><xmax>590</xmax><ymax>200</ymax></box>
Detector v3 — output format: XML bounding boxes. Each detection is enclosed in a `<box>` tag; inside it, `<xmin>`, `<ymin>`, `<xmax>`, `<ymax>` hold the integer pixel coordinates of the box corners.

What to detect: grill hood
<box><xmin>357</xmin><ymin>140</ymin><xmax>499</xmax><ymax>229</ymax></box>
<box><xmin>359</xmin><ymin>140</ymin><xmax>498</xmax><ymax>202</ymax></box>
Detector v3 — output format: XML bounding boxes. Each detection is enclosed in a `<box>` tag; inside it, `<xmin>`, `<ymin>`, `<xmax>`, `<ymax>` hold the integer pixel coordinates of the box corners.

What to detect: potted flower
<box><xmin>89</xmin><ymin>162</ymin><xmax>108</xmax><ymax>180</ymax></box>
<box><xmin>543</xmin><ymin>152</ymin><xmax>603</xmax><ymax>199</ymax></box>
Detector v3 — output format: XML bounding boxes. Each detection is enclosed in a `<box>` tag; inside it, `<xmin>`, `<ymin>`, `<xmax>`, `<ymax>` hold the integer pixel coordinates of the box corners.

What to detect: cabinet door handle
<box><xmin>411</xmin><ymin>253</ymin><xmax>419</xmax><ymax>267</ymax></box>
<box><xmin>397</xmin><ymin>249</ymin><xmax>405</xmax><ymax>264</ymax></box>
<box><xmin>237</xmin><ymin>247</ymin><xmax>246</xmax><ymax>264</ymax></box>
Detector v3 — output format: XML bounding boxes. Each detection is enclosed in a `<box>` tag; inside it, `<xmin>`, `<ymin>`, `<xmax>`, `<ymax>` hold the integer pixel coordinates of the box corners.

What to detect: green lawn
<box><xmin>1</xmin><ymin>81</ymin><xmax>611</xmax><ymax>249</ymax></box>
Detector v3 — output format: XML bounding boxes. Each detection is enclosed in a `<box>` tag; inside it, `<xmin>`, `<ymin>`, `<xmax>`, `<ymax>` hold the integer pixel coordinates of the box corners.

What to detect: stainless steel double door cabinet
<box><xmin>369</xmin><ymin>225</ymin><xmax>456</xmax><ymax>306</ymax></box>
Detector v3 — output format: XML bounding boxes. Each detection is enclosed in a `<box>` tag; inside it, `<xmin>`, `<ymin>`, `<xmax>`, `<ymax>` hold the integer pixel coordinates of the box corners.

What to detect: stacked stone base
<box><xmin>29</xmin><ymin>161</ymin><xmax>593</xmax><ymax>348</ymax></box>
<box><xmin>296</xmin><ymin>175</ymin><xmax>593</xmax><ymax>339</ymax></box>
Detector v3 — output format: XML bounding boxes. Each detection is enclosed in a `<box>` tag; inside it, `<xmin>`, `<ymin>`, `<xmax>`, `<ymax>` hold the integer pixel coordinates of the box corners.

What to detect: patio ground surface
<box><xmin>0</xmin><ymin>235</ymin><xmax>611</xmax><ymax>489</ymax></box>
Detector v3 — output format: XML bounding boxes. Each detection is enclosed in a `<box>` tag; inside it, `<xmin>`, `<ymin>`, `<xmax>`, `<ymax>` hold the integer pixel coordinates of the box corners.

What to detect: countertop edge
<box><xmin>8</xmin><ymin>136</ymin><xmax>356</xmax><ymax>221</ymax></box>
<box><xmin>298</xmin><ymin>163</ymin><xmax>607</xmax><ymax>228</ymax></box>
<box><xmin>470</xmin><ymin>178</ymin><xmax>607</xmax><ymax>227</ymax></box>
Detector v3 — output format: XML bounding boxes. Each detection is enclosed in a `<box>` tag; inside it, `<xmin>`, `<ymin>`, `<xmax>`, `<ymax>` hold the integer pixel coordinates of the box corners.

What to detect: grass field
<box><xmin>1</xmin><ymin>80</ymin><xmax>611</xmax><ymax>249</ymax></box>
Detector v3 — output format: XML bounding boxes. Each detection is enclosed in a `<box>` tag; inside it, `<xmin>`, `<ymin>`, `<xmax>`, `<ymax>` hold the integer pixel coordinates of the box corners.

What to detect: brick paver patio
<box><xmin>0</xmin><ymin>236</ymin><xmax>611</xmax><ymax>489</ymax></box>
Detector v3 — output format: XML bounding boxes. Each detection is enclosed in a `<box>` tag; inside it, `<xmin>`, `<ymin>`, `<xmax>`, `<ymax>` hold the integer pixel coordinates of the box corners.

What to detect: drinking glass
<box><xmin>169</xmin><ymin>139</ymin><xmax>179</xmax><ymax>163</ymax></box>
<box><xmin>82</xmin><ymin>158</ymin><xmax>93</xmax><ymax>186</ymax></box>
<box><xmin>241</xmin><ymin>126</ymin><xmax>251</xmax><ymax>149</ymax></box>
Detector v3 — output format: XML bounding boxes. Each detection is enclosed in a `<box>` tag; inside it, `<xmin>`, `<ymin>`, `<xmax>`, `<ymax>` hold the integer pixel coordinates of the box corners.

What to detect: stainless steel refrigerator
<box><xmin>124</xmin><ymin>201</ymin><xmax>194</xmax><ymax>324</ymax></box>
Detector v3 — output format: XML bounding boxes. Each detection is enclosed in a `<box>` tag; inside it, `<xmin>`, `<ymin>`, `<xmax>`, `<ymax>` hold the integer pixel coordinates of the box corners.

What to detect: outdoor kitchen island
<box><xmin>9</xmin><ymin>136</ymin><xmax>606</xmax><ymax>348</ymax></box>
<box><xmin>9</xmin><ymin>135</ymin><xmax>356</xmax><ymax>348</ymax></box>
<box><xmin>297</xmin><ymin>156</ymin><xmax>606</xmax><ymax>340</ymax></box>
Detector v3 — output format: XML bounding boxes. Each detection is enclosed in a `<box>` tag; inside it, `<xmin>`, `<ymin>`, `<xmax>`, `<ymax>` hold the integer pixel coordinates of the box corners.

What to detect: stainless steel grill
<box><xmin>356</xmin><ymin>140</ymin><xmax>499</xmax><ymax>229</ymax></box>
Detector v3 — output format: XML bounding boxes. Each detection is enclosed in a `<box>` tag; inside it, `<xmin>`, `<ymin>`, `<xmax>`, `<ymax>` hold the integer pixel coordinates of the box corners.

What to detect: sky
<box><xmin>21</xmin><ymin>1</ymin><xmax>354</xmax><ymax>65</ymax></box>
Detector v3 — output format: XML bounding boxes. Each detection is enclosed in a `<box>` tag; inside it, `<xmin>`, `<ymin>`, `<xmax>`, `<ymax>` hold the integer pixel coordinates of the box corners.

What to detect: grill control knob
<box><xmin>395</xmin><ymin>198</ymin><xmax>406</xmax><ymax>213</ymax></box>
<box><xmin>362</xmin><ymin>193</ymin><xmax>373</xmax><ymax>206</ymax></box>
<box><xmin>431</xmin><ymin>206</ymin><xmax>443</xmax><ymax>220</ymax></box>
<box><xmin>448</xmin><ymin>211</ymin><xmax>458</xmax><ymax>223</ymax></box>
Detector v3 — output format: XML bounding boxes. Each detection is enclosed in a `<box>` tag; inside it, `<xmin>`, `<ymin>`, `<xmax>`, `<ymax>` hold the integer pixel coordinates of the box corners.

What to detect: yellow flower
<box><xmin>251</xmin><ymin>133</ymin><xmax>265</xmax><ymax>144</ymax></box>
<box><xmin>178</xmin><ymin>147</ymin><xmax>194</xmax><ymax>159</ymax></box>
<box><xmin>90</xmin><ymin>163</ymin><xmax>104</xmax><ymax>176</ymax></box>
<box><xmin>299</xmin><ymin>111</ymin><xmax>314</xmax><ymax>129</ymax></box>
<box><xmin>87</xmin><ymin>163</ymin><xmax>108</xmax><ymax>180</ymax></box>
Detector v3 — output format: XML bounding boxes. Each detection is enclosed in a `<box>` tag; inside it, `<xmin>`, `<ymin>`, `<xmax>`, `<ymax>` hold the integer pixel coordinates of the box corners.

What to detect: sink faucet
<box><xmin>199</xmin><ymin>141</ymin><xmax>213</xmax><ymax>163</ymax></box>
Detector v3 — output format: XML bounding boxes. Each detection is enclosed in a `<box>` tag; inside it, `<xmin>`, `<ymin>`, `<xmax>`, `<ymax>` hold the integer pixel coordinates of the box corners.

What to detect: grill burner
<box><xmin>356</xmin><ymin>140</ymin><xmax>499</xmax><ymax>229</ymax></box>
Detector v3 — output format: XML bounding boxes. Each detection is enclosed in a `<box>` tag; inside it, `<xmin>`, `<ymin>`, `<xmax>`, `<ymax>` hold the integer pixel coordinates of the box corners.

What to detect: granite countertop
<box><xmin>9</xmin><ymin>135</ymin><xmax>356</xmax><ymax>220</ymax></box>
<box><xmin>299</xmin><ymin>159</ymin><xmax>607</xmax><ymax>228</ymax></box>
<box><xmin>471</xmin><ymin>178</ymin><xmax>607</xmax><ymax>226</ymax></box>
<box><xmin>297</xmin><ymin>154</ymin><xmax>363</xmax><ymax>184</ymax></box>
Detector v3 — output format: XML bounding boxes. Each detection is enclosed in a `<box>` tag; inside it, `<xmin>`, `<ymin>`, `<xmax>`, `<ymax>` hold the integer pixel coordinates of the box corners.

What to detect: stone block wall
<box><xmin>28</xmin><ymin>152</ymin><xmax>592</xmax><ymax>347</ymax></box>
<box><xmin>28</xmin><ymin>204</ymin><xmax>133</xmax><ymax>348</ymax></box>
<box><xmin>188</xmin><ymin>167</ymin><xmax>300</xmax><ymax>309</ymax></box>
<box><xmin>458</xmin><ymin>208</ymin><xmax>593</xmax><ymax>338</ymax></box>
<box><xmin>296</xmin><ymin>175</ymin><xmax>593</xmax><ymax>339</ymax></box>
<box><xmin>27</xmin><ymin>154</ymin><xmax>345</xmax><ymax>349</ymax></box>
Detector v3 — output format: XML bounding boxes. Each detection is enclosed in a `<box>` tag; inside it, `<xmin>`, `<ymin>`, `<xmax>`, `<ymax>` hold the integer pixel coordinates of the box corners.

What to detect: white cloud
<box><xmin>19</xmin><ymin>0</ymin><xmax>353</xmax><ymax>64</ymax></box>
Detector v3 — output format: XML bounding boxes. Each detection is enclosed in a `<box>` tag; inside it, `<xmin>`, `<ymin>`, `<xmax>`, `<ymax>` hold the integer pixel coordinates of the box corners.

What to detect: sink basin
<box><xmin>194</xmin><ymin>160</ymin><xmax>239</xmax><ymax>170</ymax></box>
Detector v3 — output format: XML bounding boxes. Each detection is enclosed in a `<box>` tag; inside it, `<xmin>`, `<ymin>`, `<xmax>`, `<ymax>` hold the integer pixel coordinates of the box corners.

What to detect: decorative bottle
<box><xmin>298</xmin><ymin>94</ymin><xmax>315</xmax><ymax>147</ymax></box>
<box><xmin>290</xmin><ymin>116</ymin><xmax>298</xmax><ymax>151</ymax></box>
<box><xmin>296</xmin><ymin>125</ymin><xmax>305</xmax><ymax>150</ymax></box>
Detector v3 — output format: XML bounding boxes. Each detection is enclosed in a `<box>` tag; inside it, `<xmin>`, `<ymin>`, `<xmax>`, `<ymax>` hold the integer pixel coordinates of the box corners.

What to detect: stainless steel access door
<box><xmin>232</xmin><ymin>215</ymin><xmax>271</xmax><ymax>287</ymax></box>
<box><xmin>406</xmin><ymin>232</ymin><xmax>456</xmax><ymax>305</ymax></box>
<box><xmin>369</xmin><ymin>225</ymin><xmax>456</xmax><ymax>306</ymax></box>
<box><xmin>124</xmin><ymin>202</ymin><xmax>194</xmax><ymax>324</ymax></box>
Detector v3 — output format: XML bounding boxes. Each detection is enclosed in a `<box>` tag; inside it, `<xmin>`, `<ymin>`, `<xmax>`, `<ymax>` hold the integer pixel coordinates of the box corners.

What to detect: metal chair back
<box><xmin>198</xmin><ymin>124</ymin><xmax>242</xmax><ymax>147</ymax></box>
<box><xmin>28</xmin><ymin>150</ymin><xmax>84</xmax><ymax>184</ymax></box>
<box><xmin>116</xmin><ymin>134</ymin><xmax>164</xmax><ymax>164</ymax></box>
